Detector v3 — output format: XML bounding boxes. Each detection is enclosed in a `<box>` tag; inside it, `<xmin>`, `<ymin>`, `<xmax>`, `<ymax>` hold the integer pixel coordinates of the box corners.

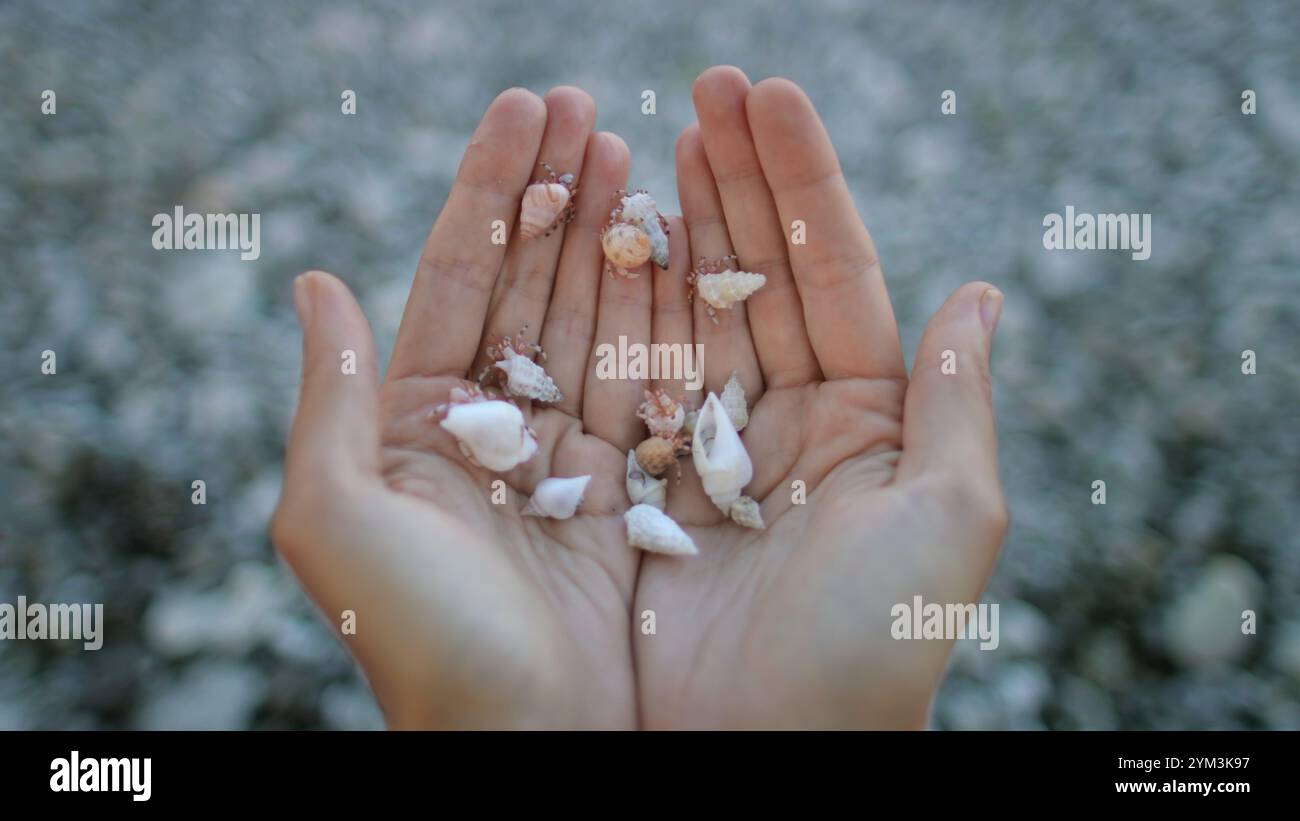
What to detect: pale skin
<box><xmin>271</xmin><ymin>67</ymin><xmax>1008</xmax><ymax>729</ymax></box>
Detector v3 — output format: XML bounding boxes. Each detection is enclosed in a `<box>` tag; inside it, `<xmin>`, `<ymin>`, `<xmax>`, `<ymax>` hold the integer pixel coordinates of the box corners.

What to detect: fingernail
<box><xmin>293</xmin><ymin>273</ymin><xmax>315</xmax><ymax>331</ymax></box>
<box><xmin>979</xmin><ymin>287</ymin><xmax>1003</xmax><ymax>335</ymax></box>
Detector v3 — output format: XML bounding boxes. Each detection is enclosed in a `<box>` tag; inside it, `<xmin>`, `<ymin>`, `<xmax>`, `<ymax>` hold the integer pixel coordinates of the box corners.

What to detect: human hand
<box><xmin>632</xmin><ymin>68</ymin><xmax>1009</xmax><ymax>728</ymax></box>
<box><xmin>271</xmin><ymin>87</ymin><xmax>659</xmax><ymax>729</ymax></box>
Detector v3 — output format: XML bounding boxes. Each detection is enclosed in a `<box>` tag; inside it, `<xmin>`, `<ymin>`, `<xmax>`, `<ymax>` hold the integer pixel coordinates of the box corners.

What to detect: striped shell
<box><xmin>635</xmin><ymin>436</ymin><xmax>679</xmax><ymax>477</ymax></box>
<box><xmin>727</xmin><ymin>495</ymin><xmax>765</xmax><ymax>530</ymax></box>
<box><xmin>495</xmin><ymin>350</ymin><xmax>563</xmax><ymax>403</ymax></box>
<box><xmin>719</xmin><ymin>371</ymin><xmax>748</xmax><ymax>432</ymax></box>
<box><xmin>637</xmin><ymin>389</ymin><xmax>685</xmax><ymax>438</ymax></box>
<box><xmin>626</xmin><ymin>504</ymin><xmax>697</xmax><ymax>556</ymax></box>
<box><xmin>519</xmin><ymin>182</ymin><xmax>571</xmax><ymax>240</ymax></box>
<box><xmin>695</xmin><ymin>270</ymin><xmax>767</xmax><ymax>310</ymax></box>
<box><xmin>602</xmin><ymin>222</ymin><xmax>652</xmax><ymax>274</ymax></box>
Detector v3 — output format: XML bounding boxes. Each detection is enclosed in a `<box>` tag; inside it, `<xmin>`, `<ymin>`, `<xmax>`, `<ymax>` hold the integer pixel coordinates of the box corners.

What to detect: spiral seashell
<box><xmin>619</xmin><ymin>191</ymin><xmax>669</xmax><ymax>268</ymax></box>
<box><xmin>719</xmin><ymin>371</ymin><xmax>748</xmax><ymax>432</ymax></box>
<box><xmin>625</xmin><ymin>503</ymin><xmax>697</xmax><ymax>556</ymax></box>
<box><xmin>635</xmin><ymin>436</ymin><xmax>679</xmax><ymax>478</ymax></box>
<box><xmin>695</xmin><ymin>270</ymin><xmax>767</xmax><ymax>311</ymax></box>
<box><xmin>519</xmin><ymin>182</ymin><xmax>572</xmax><ymax>240</ymax></box>
<box><xmin>439</xmin><ymin>398</ymin><xmax>538</xmax><ymax>472</ymax></box>
<box><xmin>691</xmin><ymin>392</ymin><xmax>753</xmax><ymax>510</ymax></box>
<box><xmin>494</xmin><ymin>350</ymin><xmax>563</xmax><ymax>403</ymax></box>
<box><xmin>727</xmin><ymin>495</ymin><xmax>765</xmax><ymax>530</ymax></box>
<box><xmin>602</xmin><ymin>222</ymin><xmax>652</xmax><ymax>276</ymax></box>
<box><xmin>626</xmin><ymin>449</ymin><xmax>667</xmax><ymax>510</ymax></box>
<box><xmin>637</xmin><ymin>389</ymin><xmax>685</xmax><ymax>438</ymax></box>
<box><xmin>523</xmin><ymin>475</ymin><xmax>591</xmax><ymax>519</ymax></box>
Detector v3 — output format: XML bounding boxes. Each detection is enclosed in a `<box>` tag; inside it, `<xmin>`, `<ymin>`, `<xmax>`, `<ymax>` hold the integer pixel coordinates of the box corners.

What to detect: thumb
<box><xmin>896</xmin><ymin>281</ymin><xmax>1003</xmax><ymax>489</ymax></box>
<box><xmin>283</xmin><ymin>270</ymin><xmax>381</xmax><ymax>488</ymax></box>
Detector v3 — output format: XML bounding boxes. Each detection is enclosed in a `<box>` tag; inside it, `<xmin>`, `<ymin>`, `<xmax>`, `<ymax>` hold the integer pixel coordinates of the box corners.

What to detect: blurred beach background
<box><xmin>1</xmin><ymin>0</ymin><xmax>1297</xmax><ymax>729</ymax></box>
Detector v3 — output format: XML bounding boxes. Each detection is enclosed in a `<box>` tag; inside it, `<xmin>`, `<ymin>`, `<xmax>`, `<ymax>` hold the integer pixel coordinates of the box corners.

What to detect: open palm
<box><xmin>632</xmin><ymin>69</ymin><xmax>1008</xmax><ymax>728</ymax></box>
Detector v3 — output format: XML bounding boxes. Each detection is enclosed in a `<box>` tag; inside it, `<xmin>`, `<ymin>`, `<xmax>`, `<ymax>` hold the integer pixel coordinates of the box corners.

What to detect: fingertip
<box><xmin>488</xmin><ymin>86</ymin><xmax>548</xmax><ymax>129</ymax></box>
<box><xmin>675</xmin><ymin>123</ymin><xmax>703</xmax><ymax>160</ymax></box>
<box><xmin>747</xmin><ymin>76</ymin><xmax>813</xmax><ymax>131</ymax></box>
<box><xmin>693</xmin><ymin>65</ymin><xmax>752</xmax><ymax>110</ymax></box>
<box><xmin>544</xmin><ymin>85</ymin><xmax>597</xmax><ymax>125</ymax></box>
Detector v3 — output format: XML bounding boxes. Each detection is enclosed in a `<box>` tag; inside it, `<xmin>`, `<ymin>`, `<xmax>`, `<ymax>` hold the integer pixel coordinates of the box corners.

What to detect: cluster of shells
<box><xmin>433</xmin><ymin>172</ymin><xmax>771</xmax><ymax>557</ymax></box>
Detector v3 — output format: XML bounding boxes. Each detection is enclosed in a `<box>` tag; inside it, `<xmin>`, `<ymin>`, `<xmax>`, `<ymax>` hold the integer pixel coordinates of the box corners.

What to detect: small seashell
<box><xmin>439</xmin><ymin>398</ymin><xmax>538</xmax><ymax>472</ymax></box>
<box><xmin>635</xmin><ymin>436</ymin><xmax>679</xmax><ymax>478</ymax></box>
<box><xmin>602</xmin><ymin>222</ymin><xmax>652</xmax><ymax>277</ymax></box>
<box><xmin>518</xmin><ymin>182</ymin><xmax>572</xmax><ymax>240</ymax></box>
<box><xmin>682</xmin><ymin>409</ymin><xmax>699</xmax><ymax>439</ymax></box>
<box><xmin>618</xmin><ymin>191</ymin><xmax>669</xmax><ymax>268</ymax></box>
<box><xmin>637</xmin><ymin>389</ymin><xmax>685</xmax><ymax>438</ymax></box>
<box><xmin>691</xmin><ymin>392</ymin><xmax>753</xmax><ymax>510</ymax></box>
<box><xmin>495</xmin><ymin>349</ymin><xmax>563</xmax><ymax>403</ymax></box>
<box><xmin>719</xmin><ymin>371</ymin><xmax>749</xmax><ymax>432</ymax></box>
<box><xmin>727</xmin><ymin>495</ymin><xmax>765</xmax><ymax>530</ymax></box>
<box><xmin>625</xmin><ymin>503</ymin><xmax>697</xmax><ymax>556</ymax></box>
<box><xmin>695</xmin><ymin>269</ymin><xmax>767</xmax><ymax>312</ymax></box>
<box><xmin>626</xmin><ymin>449</ymin><xmax>667</xmax><ymax>510</ymax></box>
<box><xmin>523</xmin><ymin>475</ymin><xmax>591</xmax><ymax>519</ymax></box>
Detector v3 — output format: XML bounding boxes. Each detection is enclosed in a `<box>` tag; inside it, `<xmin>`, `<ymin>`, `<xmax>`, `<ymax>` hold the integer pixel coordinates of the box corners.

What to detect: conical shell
<box><xmin>626</xmin><ymin>449</ymin><xmax>667</xmax><ymax>510</ymax></box>
<box><xmin>696</xmin><ymin>270</ymin><xmax>767</xmax><ymax>310</ymax></box>
<box><xmin>625</xmin><ymin>504</ymin><xmax>697</xmax><ymax>556</ymax></box>
<box><xmin>495</xmin><ymin>350</ymin><xmax>563</xmax><ymax>403</ymax></box>
<box><xmin>619</xmin><ymin>192</ymin><xmax>669</xmax><ymax>268</ymax></box>
<box><xmin>727</xmin><ymin>495</ymin><xmax>765</xmax><ymax>530</ymax></box>
<box><xmin>602</xmin><ymin>222</ymin><xmax>652</xmax><ymax>273</ymax></box>
<box><xmin>720</xmin><ymin>371</ymin><xmax>748</xmax><ymax>432</ymax></box>
<box><xmin>638</xmin><ymin>389</ymin><xmax>685</xmax><ymax>438</ymax></box>
<box><xmin>523</xmin><ymin>475</ymin><xmax>591</xmax><ymax>519</ymax></box>
<box><xmin>440</xmin><ymin>399</ymin><xmax>538</xmax><ymax>472</ymax></box>
<box><xmin>691</xmin><ymin>392</ymin><xmax>753</xmax><ymax>509</ymax></box>
<box><xmin>635</xmin><ymin>436</ymin><xmax>679</xmax><ymax>478</ymax></box>
<box><xmin>519</xmin><ymin>182</ymin><xmax>571</xmax><ymax>240</ymax></box>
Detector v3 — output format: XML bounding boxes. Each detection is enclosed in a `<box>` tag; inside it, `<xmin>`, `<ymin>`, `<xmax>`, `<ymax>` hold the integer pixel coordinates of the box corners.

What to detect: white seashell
<box><xmin>626</xmin><ymin>449</ymin><xmax>667</xmax><ymax>510</ymax></box>
<box><xmin>523</xmin><ymin>475</ymin><xmax>591</xmax><ymax>519</ymax></box>
<box><xmin>691</xmin><ymin>392</ymin><xmax>753</xmax><ymax>510</ymax></box>
<box><xmin>719</xmin><ymin>371</ymin><xmax>748</xmax><ymax>432</ymax></box>
<box><xmin>695</xmin><ymin>270</ymin><xmax>767</xmax><ymax>311</ymax></box>
<box><xmin>494</xmin><ymin>350</ymin><xmax>563</xmax><ymax>403</ymax></box>
<box><xmin>619</xmin><ymin>191</ymin><xmax>669</xmax><ymax>268</ymax></box>
<box><xmin>519</xmin><ymin>182</ymin><xmax>571</xmax><ymax>240</ymax></box>
<box><xmin>637</xmin><ymin>389</ymin><xmax>685</xmax><ymax>438</ymax></box>
<box><xmin>440</xmin><ymin>399</ymin><xmax>538</xmax><ymax>472</ymax></box>
<box><xmin>727</xmin><ymin>495</ymin><xmax>765</xmax><ymax>530</ymax></box>
<box><xmin>625</xmin><ymin>504</ymin><xmax>697</xmax><ymax>556</ymax></box>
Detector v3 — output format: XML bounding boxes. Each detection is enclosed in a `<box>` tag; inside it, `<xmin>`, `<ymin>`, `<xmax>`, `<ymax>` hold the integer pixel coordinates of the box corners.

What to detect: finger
<box><xmin>284</xmin><ymin>271</ymin><xmax>381</xmax><ymax>487</ymax></box>
<box><xmin>650</xmin><ymin>217</ymin><xmax>703</xmax><ymax>409</ymax></box>
<box><xmin>582</xmin><ymin>221</ymin><xmax>654</xmax><ymax>453</ymax></box>
<box><xmin>471</xmin><ymin>87</ymin><xmax>596</xmax><ymax>382</ymax></box>
<box><xmin>693</xmin><ymin>66</ymin><xmax>820</xmax><ymax>389</ymax></box>
<box><xmin>895</xmin><ymin>282</ymin><xmax>1003</xmax><ymax>489</ymax></box>
<box><xmin>747</xmin><ymin>77</ymin><xmax>905</xmax><ymax>382</ymax></box>
<box><xmin>540</xmin><ymin>131</ymin><xmax>631</xmax><ymax>416</ymax></box>
<box><xmin>388</xmin><ymin>88</ymin><xmax>547</xmax><ymax>381</ymax></box>
<box><xmin>676</xmin><ymin>124</ymin><xmax>764</xmax><ymax>402</ymax></box>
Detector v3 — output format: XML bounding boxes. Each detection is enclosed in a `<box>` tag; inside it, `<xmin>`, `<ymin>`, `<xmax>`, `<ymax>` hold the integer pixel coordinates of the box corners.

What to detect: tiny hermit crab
<box><xmin>687</xmin><ymin>254</ymin><xmax>767</xmax><ymax>324</ymax></box>
<box><xmin>477</xmin><ymin>326</ymin><xmax>563</xmax><ymax>404</ymax></box>
<box><xmin>518</xmin><ymin>162</ymin><xmax>579</xmax><ymax>240</ymax></box>
<box><xmin>633</xmin><ymin>389</ymin><xmax>692</xmax><ymax>482</ymax></box>
<box><xmin>601</xmin><ymin>189</ymin><xmax>670</xmax><ymax>278</ymax></box>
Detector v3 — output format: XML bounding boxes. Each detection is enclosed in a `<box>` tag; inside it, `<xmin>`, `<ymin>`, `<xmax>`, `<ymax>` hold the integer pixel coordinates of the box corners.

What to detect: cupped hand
<box><xmin>632</xmin><ymin>68</ymin><xmax>1009</xmax><ymax>728</ymax></box>
<box><xmin>272</xmin><ymin>87</ymin><xmax>659</xmax><ymax>729</ymax></box>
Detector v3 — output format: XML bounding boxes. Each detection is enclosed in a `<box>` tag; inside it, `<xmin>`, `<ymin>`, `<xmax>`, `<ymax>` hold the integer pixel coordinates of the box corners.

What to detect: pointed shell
<box><xmin>727</xmin><ymin>495</ymin><xmax>765</xmax><ymax>530</ymax></box>
<box><xmin>625</xmin><ymin>504</ymin><xmax>697</xmax><ymax>556</ymax></box>
<box><xmin>619</xmin><ymin>192</ymin><xmax>669</xmax><ymax>268</ymax></box>
<box><xmin>626</xmin><ymin>449</ymin><xmax>667</xmax><ymax>510</ymax></box>
<box><xmin>519</xmin><ymin>182</ymin><xmax>571</xmax><ymax>240</ymax></box>
<box><xmin>635</xmin><ymin>436</ymin><xmax>679</xmax><ymax>477</ymax></box>
<box><xmin>523</xmin><ymin>475</ymin><xmax>591</xmax><ymax>519</ymax></box>
<box><xmin>602</xmin><ymin>222</ymin><xmax>652</xmax><ymax>272</ymax></box>
<box><xmin>440</xmin><ymin>399</ymin><xmax>538</xmax><ymax>472</ymax></box>
<box><xmin>495</xmin><ymin>350</ymin><xmax>563</xmax><ymax>403</ymax></box>
<box><xmin>691</xmin><ymin>392</ymin><xmax>753</xmax><ymax>509</ymax></box>
<box><xmin>720</xmin><ymin>371</ymin><xmax>748</xmax><ymax>432</ymax></box>
<box><xmin>696</xmin><ymin>270</ymin><xmax>767</xmax><ymax>310</ymax></box>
